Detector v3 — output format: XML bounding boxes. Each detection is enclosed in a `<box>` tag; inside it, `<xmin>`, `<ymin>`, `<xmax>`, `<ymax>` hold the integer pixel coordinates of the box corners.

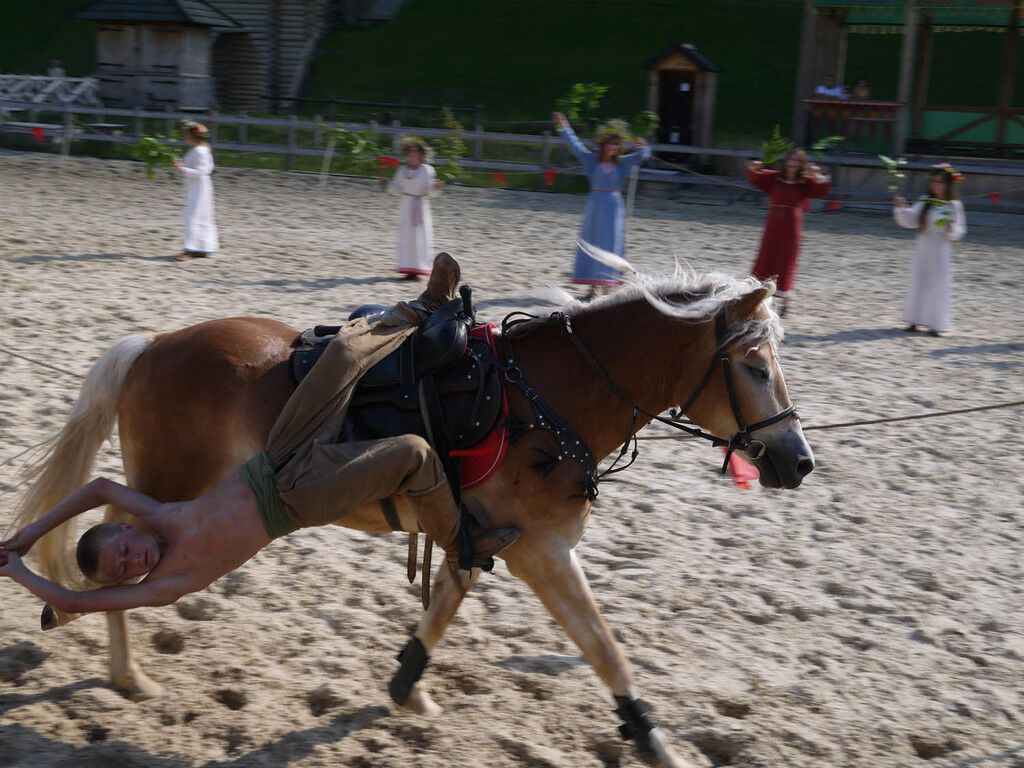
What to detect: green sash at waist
<box><xmin>241</xmin><ymin>451</ymin><xmax>299</xmax><ymax>540</ymax></box>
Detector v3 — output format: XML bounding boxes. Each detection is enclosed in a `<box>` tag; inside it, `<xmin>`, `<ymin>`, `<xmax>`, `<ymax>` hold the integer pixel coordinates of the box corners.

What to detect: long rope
<box><xmin>637</xmin><ymin>399</ymin><xmax>1024</xmax><ymax>442</ymax></box>
<box><xmin>0</xmin><ymin>345</ymin><xmax>85</xmax><ymax>378</ymax></box>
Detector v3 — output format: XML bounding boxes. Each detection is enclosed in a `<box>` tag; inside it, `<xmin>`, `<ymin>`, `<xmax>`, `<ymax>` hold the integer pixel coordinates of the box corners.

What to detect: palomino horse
<box><xmin>14</xmin><ymin>273</ymin><xmax>813</xmax><ymax>768</ymax></box>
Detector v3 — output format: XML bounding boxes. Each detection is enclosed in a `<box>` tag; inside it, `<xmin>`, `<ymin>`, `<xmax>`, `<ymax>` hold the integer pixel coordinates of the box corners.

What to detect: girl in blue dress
<box><xmin>553</xmin><ymin>112</ymin><xmax>650</xmax><ymax>298</ymax></box>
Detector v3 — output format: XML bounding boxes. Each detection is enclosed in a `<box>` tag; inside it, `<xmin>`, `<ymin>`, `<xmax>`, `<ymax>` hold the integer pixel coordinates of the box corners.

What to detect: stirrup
<box><xmin>456</xmin><ymin>506</ymin><xmax>519</xmax><ymax>571</ymax></box>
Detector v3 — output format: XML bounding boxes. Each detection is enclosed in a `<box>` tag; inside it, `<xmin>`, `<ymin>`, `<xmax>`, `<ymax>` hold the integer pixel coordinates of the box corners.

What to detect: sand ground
<box><xmin>1</xmin><ymin>154</ymin><xmax>1022</xmax><ymax>768</ymax></box>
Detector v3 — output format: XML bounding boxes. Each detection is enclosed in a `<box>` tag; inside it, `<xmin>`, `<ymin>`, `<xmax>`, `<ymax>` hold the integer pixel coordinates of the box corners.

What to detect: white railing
<box><xmin>0</xmin><ymin>76</ymin><xmax>102</xmax><ymax>107</ymax></box>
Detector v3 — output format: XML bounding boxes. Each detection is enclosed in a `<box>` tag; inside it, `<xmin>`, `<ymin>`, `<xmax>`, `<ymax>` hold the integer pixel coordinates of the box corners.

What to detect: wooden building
<box><xmin>644</xmin><ymin>42</ymin><xmax>720</xmax><ymax>147</ymax></box>
<box><xmin>77</xmin><ymin>0</ymin><xmax>328</xmax><ymax>111</ymax></box>
<box><xmin>794</xmin><ymin>0</ymin><xmax>1023</xmax><ymax>157</ymax></box>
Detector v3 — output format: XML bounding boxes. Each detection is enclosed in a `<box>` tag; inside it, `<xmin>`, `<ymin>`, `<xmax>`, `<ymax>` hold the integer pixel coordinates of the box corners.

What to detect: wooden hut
<box><xmin>794</xmin><ymin>0</ymin><xmax>1023</xmax><ymax>157</ymax></box>
<box><xmin>644</xmin><ymin>42</ymin><xmax>721</xmax><ymax>147</ymax></box>
<box><xmin>77</xmin><ymin>0</ymin><xmax>243</xmax><ymax>110</ymax></box>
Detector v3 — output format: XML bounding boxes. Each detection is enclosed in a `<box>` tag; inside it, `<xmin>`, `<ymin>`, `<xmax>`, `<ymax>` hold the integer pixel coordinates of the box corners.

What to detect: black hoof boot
<box><xmin>614</xmin><ymin>696</ymin><xmax>658</xmax><ymax>759</ymax></box>
<box><xmin>389</xmin><ymin>636</ymin><xmax>429</xmax><ymax>706</ymax></box>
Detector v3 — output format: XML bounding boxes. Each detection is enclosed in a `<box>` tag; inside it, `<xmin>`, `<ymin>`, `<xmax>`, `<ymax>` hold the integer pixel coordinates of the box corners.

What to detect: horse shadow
<box><xmin>201</xmin><ymin>704</ymin><xmax>389</xmax><ymax>767</ymax></box>
<box><xmin>944</xmin><ymin>745</ymin><xmax>1024</xmax><ymax>767</ymax></box>
<box><xmin>0</xmin><ymin>722</ymin><xmax>186</xmax><ymax>768</ymax></box>
<box><xmin>12</xmin><ymin>252</ymin><xmax>172</xmax><ymax>264</ymax></box>
<box><xmin>190</xmin><ymin>275</ymin><xmax>401</xmax><ymax>293</ymax></box>
<box><xmin>784</xmin><ymin>327</ymin><xmax>903</xmax><ymax>346</ymax></box>
<box><xmin>494</xmin><ymin>653</ymin><xmax>587</xmax><ymax>677</ymax></box>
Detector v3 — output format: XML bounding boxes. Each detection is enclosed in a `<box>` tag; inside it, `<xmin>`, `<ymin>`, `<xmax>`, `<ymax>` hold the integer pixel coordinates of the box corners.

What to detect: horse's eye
<box><xmin>745</xmin><ymin>363</ymin><xmax>770</xmax><ymax>380</ymax></box>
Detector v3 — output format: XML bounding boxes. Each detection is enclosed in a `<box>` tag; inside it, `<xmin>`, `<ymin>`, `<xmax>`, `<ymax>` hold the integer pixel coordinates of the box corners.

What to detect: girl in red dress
<box><xmin>746</xmin><ymin>150</ymin><xmax>830</xmax><ymax>317</ymax></box>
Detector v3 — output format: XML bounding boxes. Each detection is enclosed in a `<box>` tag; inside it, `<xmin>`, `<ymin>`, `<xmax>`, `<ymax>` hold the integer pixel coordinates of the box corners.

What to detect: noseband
<box><xmin>666</xmin><ymin>308</ymin><xmax>798</xmax><ymax>472</ymax></box>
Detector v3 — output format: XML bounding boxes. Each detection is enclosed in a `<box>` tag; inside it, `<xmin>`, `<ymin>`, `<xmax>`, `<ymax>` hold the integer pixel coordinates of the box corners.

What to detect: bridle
<box><xmin>492</xmin><ymin>304</ymin><xmax>799</xmax><ymax>498</ymax></box>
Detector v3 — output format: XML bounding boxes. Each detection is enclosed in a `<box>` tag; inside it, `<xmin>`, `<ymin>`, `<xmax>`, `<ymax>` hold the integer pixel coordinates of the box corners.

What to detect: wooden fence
<box><xmin>2</xmin><ymin>100</ymin><xmax>1023</xmax><ymax>211</ymax></box>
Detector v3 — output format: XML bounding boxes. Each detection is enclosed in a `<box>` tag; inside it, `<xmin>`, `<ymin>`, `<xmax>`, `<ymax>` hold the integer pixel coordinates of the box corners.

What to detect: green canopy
<box><xmin>814</xmin><ymin>0</ymin><xmax>1023</xmax><ymax>31</ymax></box>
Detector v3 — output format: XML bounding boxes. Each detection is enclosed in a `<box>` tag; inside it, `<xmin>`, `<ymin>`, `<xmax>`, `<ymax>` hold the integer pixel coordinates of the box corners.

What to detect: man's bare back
<box><xmin>0</xmin><ymin>474</ymin><xmax>269</xmax><ymax>615</ymax></box>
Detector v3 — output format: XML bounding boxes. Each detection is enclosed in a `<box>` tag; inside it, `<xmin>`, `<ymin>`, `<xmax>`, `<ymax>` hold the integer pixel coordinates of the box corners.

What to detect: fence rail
<box><xmin>2</xmin><ymin>100</ymin><xmax>1023</xmax><ymax>210</ymax></box>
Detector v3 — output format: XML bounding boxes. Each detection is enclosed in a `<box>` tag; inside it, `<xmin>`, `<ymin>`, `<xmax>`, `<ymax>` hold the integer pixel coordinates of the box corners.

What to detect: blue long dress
<box><xmin>560</xmin><ymin>124</ymin><xmax>651</xmax><ymax>284</ymax></box>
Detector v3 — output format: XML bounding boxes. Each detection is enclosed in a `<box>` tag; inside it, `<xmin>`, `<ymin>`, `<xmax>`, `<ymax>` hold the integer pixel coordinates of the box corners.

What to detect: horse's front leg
<box><xmin>505</xmin><ymin>543</ymin><xmax>695</xmax><ymax>768</ymax></box>
<box><xmin>389</xmin><ymin>561</ymin><xmax>479</xmax><ymax>716</ymax></box>
<box><xmin>106</xmin><ymin>610</ymin><xmax>162</xmax><ymax>699</ymax></box>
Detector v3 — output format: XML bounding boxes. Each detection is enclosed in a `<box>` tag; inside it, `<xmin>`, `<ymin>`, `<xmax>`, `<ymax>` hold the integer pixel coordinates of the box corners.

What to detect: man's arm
<box><xmin>1</xmin><ymin>550</ymin><xmax>194</xmax><ymax>613</ymax></box>
<box><xmin>0</xmin><ymin>478</ymin><xmax>164</xmax><ymax>555</ymax></box>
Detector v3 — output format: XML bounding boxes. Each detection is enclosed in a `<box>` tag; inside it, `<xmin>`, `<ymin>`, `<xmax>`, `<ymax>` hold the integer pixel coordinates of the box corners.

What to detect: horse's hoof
<box><xmin>113</xmin><ymin>668</ymin><xmax>163</xmax><ymax>701</ymax></box>
<box><xmin>639</xmin><ymin>728</ymin><xmax>702</xmax><ymax>768</ymax></box>
<box><xmin>400</xmin><ymin>683</ymin><xmax>443</xmax><ymax>717</ymax></box>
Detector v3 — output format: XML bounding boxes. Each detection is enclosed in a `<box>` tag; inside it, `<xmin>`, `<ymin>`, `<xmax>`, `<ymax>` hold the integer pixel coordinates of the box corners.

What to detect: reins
<box><xmin>494</xmin><ymin>305</ymin><xmax>799</xmax><ymax>496</ymax></box>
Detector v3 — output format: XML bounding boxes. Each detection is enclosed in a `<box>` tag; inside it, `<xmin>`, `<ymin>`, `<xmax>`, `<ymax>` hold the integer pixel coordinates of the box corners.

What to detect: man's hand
<box><xmin>0</xmin><ymin>524</ymin><xmax>41</xmax><ymax>556</ymax></box>
<box><xmin>0</xmin><ymin>550</ymin><xmax>25</xmax><ymax>579</ymax></box>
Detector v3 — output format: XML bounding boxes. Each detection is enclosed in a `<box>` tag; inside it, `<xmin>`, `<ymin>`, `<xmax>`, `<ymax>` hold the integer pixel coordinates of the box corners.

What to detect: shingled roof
<box><xmin>645</xmin><ymin>42</ymin><xmax>721</xmax><ymax>72</ymax></box>
<box><xmin>76</xmin><ymin>0</ymin><xmax>240</xmax><ymax>29</ymax></box>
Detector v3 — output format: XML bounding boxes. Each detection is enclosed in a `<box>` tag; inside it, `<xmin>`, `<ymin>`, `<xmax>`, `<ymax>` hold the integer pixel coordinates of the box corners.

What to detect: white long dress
<box><xmin>894</xmin><ymin>199</ymin><xmax>966</xmax><ymax>332</ymax></box>
<box><xmin>181</xmin><ymin>145</ymin><xmax>219</xmax><ymax>254</ymax></box>
<box><xmin>386</xmin><ymin>163</ymin><xmax>438</xmax><ymax>275</ymax></box>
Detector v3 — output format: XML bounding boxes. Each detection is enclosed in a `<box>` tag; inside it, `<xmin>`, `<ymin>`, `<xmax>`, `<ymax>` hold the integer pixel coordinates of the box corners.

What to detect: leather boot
<box><xmin>410</xmin><ymin>484</ymin><xmax>519</xmax><ymax>571</ymax></box>
<box><xmin>418</xmin><ymin>252</ymin><xmax>461</xmax><ymax>311</ymax></box>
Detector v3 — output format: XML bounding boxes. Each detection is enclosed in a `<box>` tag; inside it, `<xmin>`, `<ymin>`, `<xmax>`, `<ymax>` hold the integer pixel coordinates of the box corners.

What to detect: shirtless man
<box><xmin>0</xmin><ymin>254</ymin><xmax>518</xmax><ymax>615</ymax></box>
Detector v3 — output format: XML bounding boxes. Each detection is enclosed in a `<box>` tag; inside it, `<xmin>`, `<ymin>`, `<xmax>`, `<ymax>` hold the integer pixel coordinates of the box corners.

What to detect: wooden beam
<box><xmin>894</xmin><ymin>0</ymin><xmax>919</xmax><ymax>154</ymax></box>
<box><xmin>793</xmin><ymin>0</ymin><xmax>818</xmax><ymax>146</ymax></box>
<box><xmin>996</xmin><ymin>3</ymin><xmax>1021</xmax><ymax>144</ymax></box>
<box><xmin>912</xmin><ymin>10</ymin><xmax>933</xmax><ymax>138</ymax></box>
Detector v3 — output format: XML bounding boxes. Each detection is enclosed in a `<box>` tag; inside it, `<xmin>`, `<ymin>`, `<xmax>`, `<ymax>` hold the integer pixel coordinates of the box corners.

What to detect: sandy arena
<box><xmin>1</xmin><ymin>153</ymin><xmax>1022</xmax><ymax>767</ymax></box>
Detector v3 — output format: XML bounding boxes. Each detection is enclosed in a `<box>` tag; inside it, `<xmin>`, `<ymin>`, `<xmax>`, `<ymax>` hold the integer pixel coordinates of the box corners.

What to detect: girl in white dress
<box><xmin>893</xmin><ymin>164</ymin><xmax>966</xmax><ymax>336</ymax></box>
<box><xmin>174</xmin><ymin>121</ymin><xmax>219</xmax><ymax>261</ymax></box>
<box><xmin>386</xmin><ymin>137</ymin><xmax>442</xmax><ymax>279</ymax></box>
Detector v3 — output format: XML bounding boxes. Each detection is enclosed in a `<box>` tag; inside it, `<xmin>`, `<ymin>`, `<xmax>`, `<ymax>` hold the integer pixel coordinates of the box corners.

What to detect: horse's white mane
<box><xmin>561</xmin><ymin>268</ymin><xmax>784</xmax><ymax>350</ymax></box>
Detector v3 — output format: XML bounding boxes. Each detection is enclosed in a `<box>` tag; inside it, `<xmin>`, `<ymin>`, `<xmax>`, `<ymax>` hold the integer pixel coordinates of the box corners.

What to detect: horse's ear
<box><xmin>729</xmin><ymin>285</ymin><xmax>773</xmax><ymax>319</ymax></box>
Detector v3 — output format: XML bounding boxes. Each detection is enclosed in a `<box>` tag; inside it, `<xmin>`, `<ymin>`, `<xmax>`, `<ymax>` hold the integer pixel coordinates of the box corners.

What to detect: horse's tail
<box><xmin>10</xmin><ymin>334</ymin><xmax>152</xmax><ymax>597</ymax></box>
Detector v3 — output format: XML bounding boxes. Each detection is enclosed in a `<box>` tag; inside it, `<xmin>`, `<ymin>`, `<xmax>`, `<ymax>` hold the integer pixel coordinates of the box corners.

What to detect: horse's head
<box><xmin>679</xmin><ymin>285</ymin><xmax>814</xmax><ymax>489</ymax></box>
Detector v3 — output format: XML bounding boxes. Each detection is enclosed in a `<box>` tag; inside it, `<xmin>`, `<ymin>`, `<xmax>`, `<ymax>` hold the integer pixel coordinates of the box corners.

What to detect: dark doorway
<box><xmin>657</xmin><ymin>71</ymin><xmax>695</xmax><ymax>145</ymax></box>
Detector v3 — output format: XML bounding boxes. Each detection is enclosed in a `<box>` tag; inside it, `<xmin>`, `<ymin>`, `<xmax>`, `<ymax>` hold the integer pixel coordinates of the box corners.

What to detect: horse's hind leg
<box><xmin>389</xmin><ymin>562</ymin><xmax>480</xmax><ymax>716</ymax></box>
<box><xmin>504</xmin><ymin>543</ymin><xmax>694</xmax><ymax>768</ymax></box>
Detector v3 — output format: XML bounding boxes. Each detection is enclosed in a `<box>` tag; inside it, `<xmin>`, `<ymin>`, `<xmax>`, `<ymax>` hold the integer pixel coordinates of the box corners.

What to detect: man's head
<box><xmin>76</xmin><ymin>523</ymin><xmax>161</xmax><ymax>584</ymax></box>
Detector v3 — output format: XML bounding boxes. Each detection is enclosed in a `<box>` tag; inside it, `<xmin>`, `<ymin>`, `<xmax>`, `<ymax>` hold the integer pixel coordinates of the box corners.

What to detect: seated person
<box><xmin>814</xmin><ymin>75</ymin><xmax>848</xmax><ymax>100</ymax></box>
<box><xmin>0</xmin><ymin>254</ymin><xmax>518</xmax><ymax>615</ymax></box>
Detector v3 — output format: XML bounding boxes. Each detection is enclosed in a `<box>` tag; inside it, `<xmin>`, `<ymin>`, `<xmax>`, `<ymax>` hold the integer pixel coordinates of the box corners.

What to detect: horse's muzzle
<box><xmin>753</xmin><ymin>435</ymin><xmax>814</xmax><ymax>489</ymax></box>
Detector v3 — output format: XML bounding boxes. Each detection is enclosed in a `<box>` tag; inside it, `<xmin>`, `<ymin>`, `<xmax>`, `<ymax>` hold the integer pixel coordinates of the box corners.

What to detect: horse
<box><xmin>13</xmin><ymin>272</ymin><xmax>814</xmax><ymax>768</ymax></box>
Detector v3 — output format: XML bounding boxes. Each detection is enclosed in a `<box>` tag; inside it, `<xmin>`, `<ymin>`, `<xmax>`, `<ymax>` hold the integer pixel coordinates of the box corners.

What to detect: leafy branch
<box><xmin>433</xmin><ymin>107</ymin><xmax>467</xmax><ymax>182</ymax></box>
<box><xmin>131</xmin><ymin>136</ymin><xmax>178</xmax><ymax>180</ymax></box>
<box><xmin>761</xmin><ymin>125</ymin><xmax>794</xmax><ymax>165</ymax></box>
<box><xmin>328</xmin><ymin>126</ymin><xmax>385</xmax><ymax>175</ymax></box>
<box><xmin>811</xmin><ymin>135</ymin><xmax>845</xmax><ymax>153</ymax></box>
<box><xmin>556</xmin><ymin>83</ymin><xmax>608</xmax><ymax>136</ymax></box>
<box><xmin>878</xmin><ymin>154</ymin><xmax>908</xmax><ymax>193</ymax></box>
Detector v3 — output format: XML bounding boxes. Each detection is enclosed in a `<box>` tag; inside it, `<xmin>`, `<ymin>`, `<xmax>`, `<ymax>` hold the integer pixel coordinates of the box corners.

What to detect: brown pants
<box><xmin>248</xmin><ymin>302</ymin><xmax>458</xmax><ymax>549</ymax></box>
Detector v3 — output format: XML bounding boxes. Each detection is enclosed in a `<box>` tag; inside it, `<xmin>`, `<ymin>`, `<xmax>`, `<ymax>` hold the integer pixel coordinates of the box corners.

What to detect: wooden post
<box><xmin>286</xmin><ymin>113</ymin><xmax>296</xmax><ymax>171</ymax></box>
<box><xmin>135</xmin><ymin>107</ymin><xmax>144</xmax><ymax>136</ymax></box>
<box><xmin>995</xmin><ymin>3</ymin><xmax>1021</xmax><ymax>145</ymax></box>
<box><xmin>209</xmin><ymin>111</ymin><xmax>218</xmax><ymax>143</ymax></box>
<box><xmin>61</xmin><ymin>110</ymin><xmax>73</xmax><ymax>156</ymax></box>
<box><xmin>793</xmin><ymin>0</ymin><xmax>819</xmax><ymax>146</ymax></box>
<box><xmin>894</xmin><ymin>1</ymin><xmax>919</xmax><ymax>154</ymax></box>
<box><xmin>473</xmin><ymin>109</ymin><xmax>483</xmax><ymax>161</ymax></box>
<box><xmin>912</xmin><ymin>11</ymin><xmax>933</xmax><ymax>139</ymax></box>
<box><xmin>541</xmin><ymin>130</ymin><xmax>552</xmax><ymax>169</ymax></box>
<box><xmin>239</xmin><ymin>111</ymin><xmax>248</xmax><ymax>145</ymax></box>
<box><xmin>313</xmin><ymin>114</ymin><xmax>323</xmax><ymax>148</ymax></box>
<box><xmin>165</xmin><ymin>105</ymin><xmax>174</xmax><ymax>138</ymax></box>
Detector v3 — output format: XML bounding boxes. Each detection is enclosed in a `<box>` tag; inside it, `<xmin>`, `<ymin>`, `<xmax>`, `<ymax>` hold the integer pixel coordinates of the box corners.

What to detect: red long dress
<box><xmin>746</xmin><ymin>168</ymin><xmax>830</xmax><ymax>294</ymax></box>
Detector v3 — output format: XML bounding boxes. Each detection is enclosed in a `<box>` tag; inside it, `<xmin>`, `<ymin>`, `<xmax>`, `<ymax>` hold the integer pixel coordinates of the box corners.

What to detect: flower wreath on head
<box><xmin>180</xmin><ymin>119</ymin><xmax>210</xmax><ymax>138</ymax></box>
<box><xmin>933</xmin><ymin>162</ymin><xmax>964</xmax><ymax>184</ymax></box>
<box><xmin>398</xmin><ymin>135</ymin><xmax>435</xmax><ymax>163</ymax></box>
<box><xmin>593</xmin><ymin>118</ymin><xmax>636</xmax><ymax>154</ymax></box>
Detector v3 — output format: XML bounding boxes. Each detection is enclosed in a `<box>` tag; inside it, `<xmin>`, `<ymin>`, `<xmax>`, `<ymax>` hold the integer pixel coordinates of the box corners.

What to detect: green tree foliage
<box><xmin>433</xmin><ymin>107</ymin><xmax>467</xmax><ymax>182</ymax></box>
<box><xmin>131</xmin><ymin>136</ymin><xmax>178</xmax><ymax>180</ymax></box>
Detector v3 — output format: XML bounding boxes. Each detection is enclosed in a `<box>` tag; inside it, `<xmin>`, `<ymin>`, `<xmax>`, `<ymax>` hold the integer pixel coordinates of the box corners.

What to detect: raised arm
<box><xmin>745</xmin><ymin>162</ymin><xmax>778</xmax><ymax>193</ymax></box>
<box><xmin>554</xmin><ymin>113</ymin><xmax>595</xmax><ymax>173</ymax></box>
<box><xmin>802</xmin><ymin>166</ymin><xmax>831</xmax><ymax>199</ymax></box>
<box><xmin>0</xmin><ymin>478</ymin><xmax>162</xmax><ymax>556</ymax></box>
<box><xmin>1</xmin><ymin>551</ymin><xmax>193</xmax><ymax>613</ymax></box>
<box><xmin>619</xmin><ymin>139</ymin><xmax>651</xmax><ymax>173</ymax></box>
